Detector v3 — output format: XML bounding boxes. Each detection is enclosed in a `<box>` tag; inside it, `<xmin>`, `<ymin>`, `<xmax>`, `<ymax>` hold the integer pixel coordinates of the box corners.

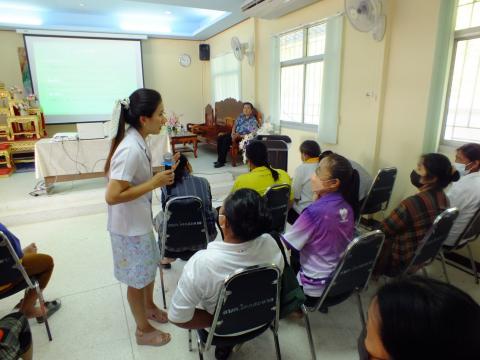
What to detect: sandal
<box><xmin>36</xmin><ymin>299</ymin><xmax>61</xmax><ymax>323</ymax></box>
<box><xmin>146</xmin><ymin>308</ymin><xmax>168</xmax><ymax>324</ymax></box>
<box><xmin>135</xmin><ymin>329</ymin><xmax>171</xmax><ymax>346</ymax></box>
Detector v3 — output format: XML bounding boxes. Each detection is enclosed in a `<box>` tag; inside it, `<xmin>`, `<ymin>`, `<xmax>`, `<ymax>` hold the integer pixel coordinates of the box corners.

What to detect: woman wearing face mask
<box><xmin>375</xmin><ymin>153</ymin><xmax>459</xmax><ymax>277</ymax></box>
<box><xmin>281</xmin><ymin>153</ymin><xmax>359</xmax><ymax>305</ymax></box>
<box><xmin>444</xmin><ymin>143</ymin><xmax>480</xmax><ymax>247</ymax></box>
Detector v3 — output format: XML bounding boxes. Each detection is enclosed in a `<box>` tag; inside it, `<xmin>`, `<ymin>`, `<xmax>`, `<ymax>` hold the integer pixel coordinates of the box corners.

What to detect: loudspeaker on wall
<box><xmin>199</xmin><ymin>44</ymin><xmax>210</xmax><ymax>61</ymax></box>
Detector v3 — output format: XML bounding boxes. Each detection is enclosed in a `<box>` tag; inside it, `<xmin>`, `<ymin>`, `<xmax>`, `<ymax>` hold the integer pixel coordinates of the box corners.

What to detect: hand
<box><xmin>150</xmin><ymin>170</ymin><xmax>174</xmax><ymax>189</ymax></box>
<box><xmin>171</xmin><ymin>152</ymin><xmax>180</xmax><ymax>171</ymax></box>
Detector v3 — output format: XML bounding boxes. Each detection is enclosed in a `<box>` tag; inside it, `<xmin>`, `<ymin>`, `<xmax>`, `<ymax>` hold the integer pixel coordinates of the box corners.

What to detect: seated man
<box><xmin>0</xmin><ymin>312</ymin><xmax>32</xmax><ymax>360</ymax></box>
<box><xmin>214</xmin><ymin>102</ymin><xmax>259</xmax><ymax>168</ymax></box>
<box><xmin>168</xmin><ymin>189</ymin><xmax>284</xmax><ymax>360</ymax></box>
<box><xmin>154</xmin><ymin>154</ymin><xmax>217</xmax><ymax>267</ymax></box>
<box><xmin>0</xmin><ymin>223</ymin><xmax>60</xmax><ymax>321</ymax></box>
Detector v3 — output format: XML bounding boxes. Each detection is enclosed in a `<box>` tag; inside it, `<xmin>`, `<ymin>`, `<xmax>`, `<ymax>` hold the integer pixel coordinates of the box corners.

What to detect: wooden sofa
<box><xmin>188</xmin><ymin>98</ymin><xmax>262</xmax><ymax>167</ymax></box>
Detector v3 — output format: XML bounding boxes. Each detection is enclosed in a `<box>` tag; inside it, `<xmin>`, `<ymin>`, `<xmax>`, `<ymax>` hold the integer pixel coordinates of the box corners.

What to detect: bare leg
<box><xmin>144</xmin><ymin>282</ymin><xmax>168</xmax><ymax>323</ymax></box>
<box><xmin>20</xmin><ymin>344</ymin><xmax>33</xmax><ymax>360</ymax></box>
<box><xmin>127</xmin><ymin>286</ymin><xmax>155</xmax><ymax>332</ymax></box>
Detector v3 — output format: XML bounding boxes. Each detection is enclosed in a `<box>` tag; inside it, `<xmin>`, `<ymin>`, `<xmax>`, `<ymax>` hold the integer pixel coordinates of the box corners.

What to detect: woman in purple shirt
<box><xmin>282</xmin><ymin>153</ymin><xmax>359</xmax><ymax>306</ymax></box>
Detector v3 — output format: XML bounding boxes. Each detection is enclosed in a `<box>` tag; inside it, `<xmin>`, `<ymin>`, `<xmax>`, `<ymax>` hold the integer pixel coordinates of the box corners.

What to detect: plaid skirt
<box><xmin>0</xmin><ymin>312</ymin><xmax>32</xmax><ymax>360</ymax></box>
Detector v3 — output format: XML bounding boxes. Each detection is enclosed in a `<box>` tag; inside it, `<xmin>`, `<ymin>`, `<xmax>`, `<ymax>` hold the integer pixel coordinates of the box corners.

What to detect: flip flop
<box><xmin>36</xmin><ymin>299</ymin><xmax>61</xmax><ymax>323</ymax></box>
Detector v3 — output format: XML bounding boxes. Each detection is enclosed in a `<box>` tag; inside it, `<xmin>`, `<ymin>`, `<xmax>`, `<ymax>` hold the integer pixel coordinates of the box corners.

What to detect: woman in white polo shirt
<box><xmin>105</xmin><ymin>88</ymin><xmax>174</xmax><ymax>347</ymax></box>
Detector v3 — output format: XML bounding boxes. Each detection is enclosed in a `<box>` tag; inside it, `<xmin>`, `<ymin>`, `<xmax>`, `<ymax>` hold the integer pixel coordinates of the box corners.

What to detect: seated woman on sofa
<box><xmin>282</xmin><ymin>153</ymin><xmax>359</xmax><ymax>306</ymax></box>
<box><xmin>0</xmin><ymin>223</ymin><xmax>60</xmax><ymax>321</ymax></box>
<box><xmin>375</xmin><ymin>153</ymin><xmax>459</xmax><ymax>276</ymax></box>
<box><xmin>154</xmin><ymin>154</ymin><xmax>217</xmax><ymax>268</ymax></box>
<box><xmin>214</xmin><ymin>102</ymin><xmax>259</xmax><ymax>168</ymax></box>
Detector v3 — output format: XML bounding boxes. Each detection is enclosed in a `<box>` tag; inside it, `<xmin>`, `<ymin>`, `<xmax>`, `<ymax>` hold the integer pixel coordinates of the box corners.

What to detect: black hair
<box><xmin>300</xmin><ymin>140</ymin><xmax>321</xmax><ymax>158</ymax></box>
<box><xmin>319</xmin><ymin>150</ymin><xmax>333</xmax><ymax>160</ymax></box>
<box><xmin>458</xmin><ymin>143</ymin><xmax>480</xmax><ymax>162</ymax></box>
<box><xmin>375</xmin><ymin>276</ymin><xmax>480</xmax><ymax>360</ymax></box>
<box><xmin>242</xmin><ymin>102</ymin><xmax>254</xmax><ymax>110</ymax></box>
<box><xmin>105</xmin><ymin>88</ymin><xmax>162</xmax><ymax>173</ymax></box>
<box><xmin>223</xmin><ymin>189</ymin><xmax>272</xmax><ymax>242</ymax></box>
<box><xmin>170</xmin><ymin>154</ymin><xmax>189</xmax><ymax>187</ymax></box>
<box><xmin>318</xmin><ymin>153</ymin><xmax>360</xmax><ymax>219</ymax></box>
<box><xmin>246</xmin><ymin>141</ymin><xmax>279</xmax><ymax>181</ymax></box>
<box><xmin>421</xmin><ymin>153</ymin><xmax>459</xmax><ymax>189</ymax></box>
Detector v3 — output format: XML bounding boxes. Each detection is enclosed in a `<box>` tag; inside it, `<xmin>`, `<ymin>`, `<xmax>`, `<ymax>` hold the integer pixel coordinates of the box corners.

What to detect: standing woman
<box><xmin>105</xmin><ymin>88</ymin><xmax>173</xmax><ymax>347</ymax></box>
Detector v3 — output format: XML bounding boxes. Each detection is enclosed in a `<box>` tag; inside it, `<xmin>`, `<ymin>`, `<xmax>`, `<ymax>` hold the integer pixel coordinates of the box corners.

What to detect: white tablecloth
<box><xmin>35</xmin><ymin>133</ymin><xmax>170</xmax><ymax>179</ymax></box>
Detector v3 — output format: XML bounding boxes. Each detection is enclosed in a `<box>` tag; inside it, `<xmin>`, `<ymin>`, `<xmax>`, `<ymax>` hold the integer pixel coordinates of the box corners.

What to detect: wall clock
<box><xmin>179</xmin><ymin>54</ymin><xmax>191</xmax><ymax>67</ymax></box>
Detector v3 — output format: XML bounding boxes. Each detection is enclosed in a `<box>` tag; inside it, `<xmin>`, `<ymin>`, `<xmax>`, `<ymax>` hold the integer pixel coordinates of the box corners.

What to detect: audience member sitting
<box><xmin>444</xmin><ymin>143</ymin><xmax>480</xmax><ymax>247</ymax></box>
<box><xmin>321</xmin><ymin>150</ymin><xmax>373</xmax><ymax>203</ymax></box>
<box><xmin>288</xmin><ymin>140</ymin><xmax>321</xmax><ymax>225</ymax></box>
<box><xmin>0</xmin><ymin>312</ymin><xmax>32</xmax><ymax>360</ymax></box>
<box><xmin>154</xmin><ymin>154</ymin><xmax>217</xmax><ymax>268</ymax></box>
<box><xmin>281</xmin><ymin>153</ymin><xmax>359</xmax><ymax>307</ymax></box>
<box><xmin>0</xmin><ymin>223</ymin><xmax>61</xmax><ymax>322</ymax></box>
<box><xmin>215</xmin><ymin>102</ymin><xmax>259</xmax><ymax>168</ymax></box>
<box><xmin>231</xmin><ymin>140</ymin><xmax>293</xmax><ymax>200</ymax></box>
<box><xmin>359</xmin><ymin>276</ymin><xmax>480</xmax><ymax>360</ymax></box>
<box><xmin>375</xmin><ymin>153</ymin><xmax>459</xmax><ymax>277</ymax></box>
<box><xmin>168</xmin><ymin>189</ymin><xmax>284</xmax><ymax>360</ymax></box>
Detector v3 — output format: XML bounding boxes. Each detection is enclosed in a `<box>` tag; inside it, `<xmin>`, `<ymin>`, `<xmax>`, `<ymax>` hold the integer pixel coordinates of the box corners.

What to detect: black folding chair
<box><xmin>357</xmin><ymin>167</ymin><xmax>397</xmax><ymax>227</ymax></box>
<box><xmin>441</xmin><ymin>207</ymin><xmax>480</xmax><ymax>284</ymax></box>
<box><xmin>254</xmin><ymin>135</ymin><xmax>292</xmax><ymax>172</ymax></box>
<box><xmin>264</xmin><ymin>184</ymin><xmax>291</xmax><ymax>234</ymax></box>
<box><xmin>302</xmin><ymin>230</ymin><xmax>385</xmax><ymax>360</ymax></box>
<box><xmin>0</xmin><ymin>231</ymin><xmax>52</xmax><ymax>341</ymax></box>
<box><xmin>402</xmin><ymin>208</ymin><xmax>459</xmax><ymax>282</ymax></box>
<box><xmin>159</xmin><ymin>196</ymin><xmax>209</xmax><ymax>309</ymax></box>
<box><xmin>189</xmin><ymin>264</ymin><xmax>282</xmax><ymax>360</ymax></box>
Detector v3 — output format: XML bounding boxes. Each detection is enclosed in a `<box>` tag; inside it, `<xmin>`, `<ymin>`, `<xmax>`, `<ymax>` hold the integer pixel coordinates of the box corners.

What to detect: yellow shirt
<box><xmin>231</xmin><ymin>166</ymin><xmax>293</xmax><ymax>200</ymax></box>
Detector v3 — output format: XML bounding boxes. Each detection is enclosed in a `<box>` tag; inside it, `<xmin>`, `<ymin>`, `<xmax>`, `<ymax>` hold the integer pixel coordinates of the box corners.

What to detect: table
<box><xmin>170</xmin><ymin>131</ymin><xmax>198</xmax><ymax>158</ymax></box>
<box><xmin>35</xmin><ymin>133</ymin><xmax>170</xmax><ymax>191</ymax></box>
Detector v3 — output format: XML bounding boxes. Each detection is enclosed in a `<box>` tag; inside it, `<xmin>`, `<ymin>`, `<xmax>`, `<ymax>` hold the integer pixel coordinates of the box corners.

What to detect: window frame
<box><xmin>441</xmin><ymin>25</ymin><xmax>480</xmax><ymax>146</ymax></box>
<box><xmin>279</xmin><ymin>22</ymin><xmax>326</xmax><ymax>130</ymax></box>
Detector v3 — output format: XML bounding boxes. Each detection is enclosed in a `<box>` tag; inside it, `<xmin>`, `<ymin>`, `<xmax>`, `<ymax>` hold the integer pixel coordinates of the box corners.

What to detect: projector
<box><xmin>53</xmin><ymin>132</ymin><xmax>78</xmax><ymax>141</ymax></box>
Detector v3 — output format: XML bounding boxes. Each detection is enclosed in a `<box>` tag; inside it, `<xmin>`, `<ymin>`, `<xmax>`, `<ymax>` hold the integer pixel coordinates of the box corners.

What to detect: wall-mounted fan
<box><xmin>345</xmin><ymin>0</ymin><xmax>386</xmax><ymax>41</ymax></box>
<box><xmin>231</xmin><ymin>36</ymin><xmax>255</xmax><ymax>66</ymax></box>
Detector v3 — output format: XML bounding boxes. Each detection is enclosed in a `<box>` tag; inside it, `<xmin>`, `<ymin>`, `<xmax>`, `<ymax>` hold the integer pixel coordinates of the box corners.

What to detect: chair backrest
<box><xmin>215</xmin><ymin>98</ymin><xmax>243</xmax><ymax>127</ymax></box>
<box><xmin>161</xmin><ymin>196</ymin><xmax>209</xmax><ymax>257</ymax></box>
<box><xmin>254</xmin><ymin>136</ymin><xmax>291</xmax><ymax>171</ymax></box>
<box><xmin>264</xmin><ymin>184</ymin><xmax>291</xmax><ymax>233</ymax></box>
<box><xmin>206</xmin><ymin>264</ymin><xmax>281</xmax><ymax>347</ymax></box>
<box><xmin>0</xmin><ymin>231</ymin><xmax>32</xmax><ymax>288</ymax></box>
<box><xmin>454</xmin><ymin>206</ymin><xmax>480</xmax><ymax>246</ymax></box>
<box><xmin>314</xmin><ymin>230</ymin><xmax>385</xmax><ymax>311</ymax></box>
<box><xmin>403</xmin><ymin>208</ymin><xmax>459</xmax><ymax>275</ymax></box>
<box><xmin>205</xmin><ymin>104</ymin><xmax>214</xmax><ymax>127</ymax></box>
<box><xmin>359</xmin><ymin>167</ymin><xmax>397</xmax><ymax>218</ymax></box>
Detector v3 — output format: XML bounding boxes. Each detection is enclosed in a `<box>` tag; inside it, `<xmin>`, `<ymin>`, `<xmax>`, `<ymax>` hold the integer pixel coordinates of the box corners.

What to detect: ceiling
<box><xmin>0</xmin><ymin>0</ymin><xmax>249</xmax><ymax>40</ymax></box>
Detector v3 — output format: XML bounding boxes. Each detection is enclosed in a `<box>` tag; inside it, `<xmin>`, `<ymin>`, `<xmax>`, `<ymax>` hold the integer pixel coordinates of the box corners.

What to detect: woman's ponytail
<box><xmin>104</xmin><ymin>104</ymin><xmax>128</xmax><ymax>173</ymax></box>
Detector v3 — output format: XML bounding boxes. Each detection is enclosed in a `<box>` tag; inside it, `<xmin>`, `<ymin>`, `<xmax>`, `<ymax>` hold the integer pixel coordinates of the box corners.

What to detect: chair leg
<box><xmin>272</xmin><ymin>327</ymin><xmax>282</xmax><ymax>360</ymax></box>
<box><xmin>355</xmin><ymin>291</ymin><xmax>366</xmax><ymax>328</ymax></box>
<box><xmin>302</xmin><ymin>305</ymin><xmax>316</xmax><ymax>360</ymax></box>
<box><xmin>196</xmin><ymin>332</ymin><xmax>204</xmax><ymax>360</ymax></box>
<box><xmin>160</xmin><ymin>266</ymin><xmax>167</xmax><ymax>309</ymax></box>
<box><xmin>421</xmin><ymin>267</ymin><xmax>428</xmax><ymax>277</ymax></box>
<box><xmin>466</xmin><ymin>243</ymin><xmax>479</xmax><ymax>284</ymax></box>
<box><xmin>35</xmin><ymin>283</ymin><xmax>52</xmax><ymax>341</ymax></box>
<box><xmin>187</xmin><ymin>330</ymin><xmax>191</xmax><ymax>352</ymax></box>
<box><xmin>439</xmin><ymin>251</ymin><xmax>451</xmax><ymax>284</ymax></box>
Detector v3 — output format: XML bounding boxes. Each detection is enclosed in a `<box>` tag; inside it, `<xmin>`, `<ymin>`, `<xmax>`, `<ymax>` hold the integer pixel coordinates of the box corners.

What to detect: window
<box><xmin>211</xmin><ymin>52</ymin><xmax>241</xmax><ymax>103</ymax></box>
<box><xmin>443</xmin><ymin>0</ymin><xmax>480</xmax><ymax>144</ymax></box>
<box><xmin>279</xmin><ymin>23</ymin><xmax>326</xmax><ymax>126</ymax></box>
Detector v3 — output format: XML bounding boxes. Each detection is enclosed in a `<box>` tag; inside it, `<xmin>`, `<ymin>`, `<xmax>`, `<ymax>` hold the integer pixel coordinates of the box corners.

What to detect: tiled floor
<box><xmin>1</xmin><ymin>145</ymin><xmax>480</xmax><ymax>359</ymax></box>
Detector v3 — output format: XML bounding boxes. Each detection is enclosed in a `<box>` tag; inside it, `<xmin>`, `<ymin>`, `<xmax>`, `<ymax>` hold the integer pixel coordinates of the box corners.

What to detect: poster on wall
<box><xmin>17</xmin><ymin>47</ymin><xmax>33</xmax><ymax>95</ymax></box>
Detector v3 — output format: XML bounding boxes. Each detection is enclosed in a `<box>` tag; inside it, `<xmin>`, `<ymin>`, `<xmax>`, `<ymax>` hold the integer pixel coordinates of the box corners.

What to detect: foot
<box><xmin>22</xmin><ymin>243</ymin><xmax>37</xmax><ymax>255</ymax></box>
<box><xmin>145</xmin><ymin>307</ymin><xmax>168</xmax><ymax>324</ymax></box>
<box><xmin>214</xmin><ymin>162</ymin><xmax>225</xmax><ymax>168</ymax></box>
<box><xmin>22</xmin><ymin>306</ymin><xmax>45</xmax><ymax>319</ymax></box>
<box><xmin>135</xmin><ymin>329</ymin><xmax>171</xmax><ymax>347</ymax></box>
<box><xmin>215</xmin><ymin>345</ymin><xmax>233</xmax><ymax>360</ymax></box>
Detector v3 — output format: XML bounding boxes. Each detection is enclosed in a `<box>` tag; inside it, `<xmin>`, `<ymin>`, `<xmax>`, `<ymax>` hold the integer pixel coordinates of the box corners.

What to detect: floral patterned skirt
<box><xmin>109</xmin><ymin>232</ymin><xmax>160</xmax><ymax>289</ymax></box>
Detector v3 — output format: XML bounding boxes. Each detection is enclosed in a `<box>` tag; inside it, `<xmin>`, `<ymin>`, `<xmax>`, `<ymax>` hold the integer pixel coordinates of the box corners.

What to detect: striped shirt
<box><xmin>159</xmin><ymin>174</ymin><xmax>217</xmax><ymax>239</ymax></box>
<box><xmin>381</xmin><ymin>188</ymin><xmax>449</xmax><ymax>275</ymax></box>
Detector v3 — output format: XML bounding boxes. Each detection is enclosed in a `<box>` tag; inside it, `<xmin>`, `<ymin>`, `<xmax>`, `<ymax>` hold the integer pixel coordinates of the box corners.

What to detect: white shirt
<box><xmin>107</xmin><ymin>127</ymin><xmax>154</xmax><ymax>236</ymax></box>
<box><xmin>292</xmin><ymin>161</ymin><xmax>318</xmax><ymax>213</ymax></box>
<box><xmin>445</xmin><ymin>172</ymin><xmax>480</xmax><ymax>246</ymax></box>
<box><xmin>168</xmin><ymin>234</ymin><xmax>284</xmax><ymax>324</ymax></box>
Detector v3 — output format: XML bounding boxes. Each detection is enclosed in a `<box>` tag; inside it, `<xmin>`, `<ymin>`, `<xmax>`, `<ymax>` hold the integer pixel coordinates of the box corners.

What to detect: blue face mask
<box><xmin>454</xmin><ymin>162</ymin><xmax>471</xmax><ymax>177</ymax></box>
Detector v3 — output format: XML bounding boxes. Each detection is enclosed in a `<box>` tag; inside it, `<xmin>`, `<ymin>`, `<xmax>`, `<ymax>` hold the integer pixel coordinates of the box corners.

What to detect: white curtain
<box><xmin>269</xmin><ymin>36</ymin><xmax>281</xmax><ymax>130</ymax></box>
<box><xmin>318</xmin><ymin>15</ymin><xmax>344</xmax><ymax>144</ymax></box>
<box><xmin>211</xmin><ymin>52</ymin><xmax>241</xmax><ymax>103</ymax></box>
